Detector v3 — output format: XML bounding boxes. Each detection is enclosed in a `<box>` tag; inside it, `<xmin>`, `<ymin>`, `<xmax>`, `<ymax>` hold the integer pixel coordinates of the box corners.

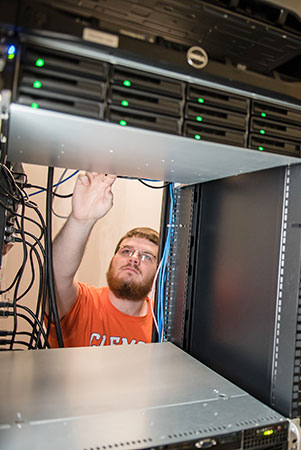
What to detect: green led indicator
<box><xmin>33</xmin><ymin>80</ymin><xmax>42</xmax><ymax>89</ymax></box>
<box><xmin>194</xmin><ymin>134</ymin><xmax>201</xmax><ymax>140</ymax></box>
<box><xmin>119</xmin><ymin>120</ymin><xmax>127</xmax><ymax>126</ymax></box>
<box><xmin>123</xmin><ymin>80</ymin><xmax>131</xmax><ymax>87</ymax></box>
<box><xmin>258</xmin><ymin>146</ymin><xmax>264</xmax><ymax>151</ymax></box>
<box><xmin>263</xmin><ymin>430</ymin><xmax>274</xmax><ymax>436</ymax></box>
<box><xmin>8</xmin><ymin>53</ymin><xmax>15</xmax><ymax>60</ymax></box>
<box><xmin>35</xmin><ymin>58</ymin><xmax>45</xmax><ymax>67</ymax></box>
<box><xmin>31</xmin><ymin>102</ymin><xmax>39</xmax><ymax>109</ymax></box>
<box><xmin>260</xmin><ymin>129</ymin><xmax>266</xmax><ymax>134</ymax></box>
<box><xmin>121</xmin><ymin>100</ymin><xmax>129</xmax><ymax>107</ymax></box>
<box><xmin>261</xmin><ymin>112</ymin><xmax>267</xmax><ymax>117</ymax></box>
<box><xmin>196</xmin><ymin>116</ymin><xmax>203</xmax><ymax>122</ymax></box>
<box><xmin>197</xmin><ymin>98</ymin><xmax>204</xmax><ymax>103</ymax></box>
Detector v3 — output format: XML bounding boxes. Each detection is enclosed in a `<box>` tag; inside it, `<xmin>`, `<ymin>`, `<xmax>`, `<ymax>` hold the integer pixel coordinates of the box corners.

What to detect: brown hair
<box><xmin>114</xmin><ymin>227</ymin><xmax>159</xmax><ymax>254</ymax></box>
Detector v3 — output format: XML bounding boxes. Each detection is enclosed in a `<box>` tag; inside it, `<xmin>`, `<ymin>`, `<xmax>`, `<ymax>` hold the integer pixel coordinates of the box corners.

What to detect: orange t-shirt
<box><xmin>48</xmin><ymin>282</ymin><xmax>153</xmax><ymax>348</ymax></box>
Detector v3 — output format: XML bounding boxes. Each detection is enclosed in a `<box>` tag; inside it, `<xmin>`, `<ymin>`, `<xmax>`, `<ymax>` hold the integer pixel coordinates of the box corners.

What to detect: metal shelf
<box><xmin>7</xmin><ymin>104</ymin><xmax>301</xmax><ymax>185</ymax></box>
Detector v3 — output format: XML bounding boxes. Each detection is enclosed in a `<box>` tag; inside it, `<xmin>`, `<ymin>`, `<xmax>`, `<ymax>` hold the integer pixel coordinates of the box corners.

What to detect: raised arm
<box><xmin>52</xmin><ymin>172</ymin><xmax>117</xmax><ymax>318</ymax></box>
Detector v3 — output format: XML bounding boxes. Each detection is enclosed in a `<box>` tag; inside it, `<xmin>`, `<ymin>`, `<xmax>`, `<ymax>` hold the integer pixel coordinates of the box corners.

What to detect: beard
<box><xmin>106</xmin><ymin>260</ymin><xmax>154</xmax><ymax>301</ymax></box>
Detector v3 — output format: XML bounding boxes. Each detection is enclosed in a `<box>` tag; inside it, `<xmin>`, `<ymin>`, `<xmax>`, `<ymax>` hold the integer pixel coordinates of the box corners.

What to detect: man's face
<box><xmin>106</xmin><ymin>237</ymin><xmax>158</xmax><ymax>301</ymax></box>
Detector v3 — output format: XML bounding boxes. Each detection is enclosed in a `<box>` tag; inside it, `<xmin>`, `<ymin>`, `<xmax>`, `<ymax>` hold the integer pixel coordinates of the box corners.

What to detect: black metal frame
<box><xmin>164</xmin><ymin>164</ymin><xmax>301</xmax><ymax>419</ymax></box>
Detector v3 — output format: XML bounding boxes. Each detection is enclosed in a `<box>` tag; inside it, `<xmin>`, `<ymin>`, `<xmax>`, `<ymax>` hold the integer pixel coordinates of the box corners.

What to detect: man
<box><xmin>48</xmin><ymin>172</ymin><xmax>159</xmax><ymax>347</ymax></box>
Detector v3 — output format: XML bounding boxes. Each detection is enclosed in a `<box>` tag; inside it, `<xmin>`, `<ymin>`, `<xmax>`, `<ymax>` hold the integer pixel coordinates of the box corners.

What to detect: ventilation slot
<box><xmin>83</xmin><ymin>437</ymin><xmax>153</xmax><ymax>450</ymax></box>
<box><xmin>292</xmin><ymin>268</ymin><xmax>301</xmax><ymax>417</ymax></box>
<box><xmin>243</xmin><ymin>421</ymin><xmax>289</xmax><ymax>449</ymax></box>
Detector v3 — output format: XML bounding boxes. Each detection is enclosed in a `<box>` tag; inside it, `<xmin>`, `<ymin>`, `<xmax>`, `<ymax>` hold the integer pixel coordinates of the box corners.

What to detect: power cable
<box><xmin>45</xmin><ymin>167</ymin><xmax>64</xmax><ymax>348</ymax></box>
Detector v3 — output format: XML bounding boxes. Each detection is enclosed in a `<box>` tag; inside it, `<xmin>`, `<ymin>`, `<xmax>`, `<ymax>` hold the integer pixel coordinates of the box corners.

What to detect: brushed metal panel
<box><xmin>0</xmin><ymin>343</ymin><xmax>286</xmax><ymax>450</ymax></box>
<box><xmin>0</xmin><ymin>343</ymin><xmax>247</xmax><ymax>424</ymax></box>
<box><xmin>7</xmin><ymin>104</ymin><xmax>300</xmax><ymax>185</ymax></box>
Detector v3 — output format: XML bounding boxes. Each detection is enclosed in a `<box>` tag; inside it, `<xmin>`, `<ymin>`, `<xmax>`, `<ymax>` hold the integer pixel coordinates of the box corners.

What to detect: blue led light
<box><xmin>7</xmin><ymin>45</ymin><xmax>16</xmax><ymax>55</ymax></box>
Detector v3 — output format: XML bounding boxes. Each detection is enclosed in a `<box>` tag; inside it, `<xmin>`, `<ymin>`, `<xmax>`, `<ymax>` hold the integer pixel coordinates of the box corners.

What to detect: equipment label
<box><xmin>83</xmin><ymin>28</ymin><xmax>119</xmax><ymax>48</ymax></box>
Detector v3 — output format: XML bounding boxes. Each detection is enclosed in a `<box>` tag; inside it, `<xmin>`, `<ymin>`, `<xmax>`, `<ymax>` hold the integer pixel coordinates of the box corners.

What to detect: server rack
<box><xmin>162</xmin><ymin>164</ymin><xmax>301</xmax><ymax>420</ymax></box>
<box><xmin>6</xmin><ymin>38</ymin><xmax>301</xmax><ymax>154</ymax></box>
<box><xmin>0</xmin><ymin>0</ymin><xmax>301</xmax><ymax>446</ymax></box>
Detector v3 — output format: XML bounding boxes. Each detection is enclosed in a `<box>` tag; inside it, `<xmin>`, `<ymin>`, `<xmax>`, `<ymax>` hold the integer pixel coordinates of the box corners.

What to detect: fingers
<box><xmin>77</xmin><ymin>173</ymin><xmax>89</xmax><ymax>186</ymax></box>
<box><xmin>76</xmin><ymin>172</ymin><xmax>105</xmax><ymax>187</ymax></box>
<box><xmin>83</xmin><ymin>172</ymin><xmax>117</xmax><ymax>186</ymax></box>
<box><xmin>76</xmin><ymin>172</ymin><xmax>117</xmax><ymax>190</ymax></box>
<box><xmin>103</xmin><ymin>174</ymin><xmax>117</xmax><ymax>187</ymax></box>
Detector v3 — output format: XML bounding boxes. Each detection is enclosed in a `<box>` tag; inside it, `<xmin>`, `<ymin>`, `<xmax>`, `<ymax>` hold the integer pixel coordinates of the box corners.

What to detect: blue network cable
<box><xmin>157</xmin><ymin>182</ymin><xmax>175</xmax><ymax>341</ymax></box>
<box><xmin>29</xmin><ymin>170</ymin><xmax>79</xmax><ymax>196</ymax></box>
<box><xmin>158</xmin><ymin>183</ymin><xmax>175</xmax><ymax>340</ymax></box>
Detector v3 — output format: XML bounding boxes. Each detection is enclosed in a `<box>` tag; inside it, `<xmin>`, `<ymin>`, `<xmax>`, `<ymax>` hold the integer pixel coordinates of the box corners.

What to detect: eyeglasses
<box><xmin>117</xmin><ymin>245</ymin><xmax>157</xmax><ymax>264</ymax></box>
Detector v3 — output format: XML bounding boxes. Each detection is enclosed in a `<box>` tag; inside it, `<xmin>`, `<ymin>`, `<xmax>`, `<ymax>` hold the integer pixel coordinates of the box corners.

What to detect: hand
<box><xmin>71</xmin><ymin>172</ymin><xmax>117</xmax><ymax>224</ymax></box>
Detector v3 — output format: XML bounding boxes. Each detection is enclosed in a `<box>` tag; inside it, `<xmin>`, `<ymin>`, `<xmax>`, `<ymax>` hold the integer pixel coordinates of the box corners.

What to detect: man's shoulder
<box><xmin>78</xmin><ymin>282</ymin><xmax>109</xmax><ymax>299</ymax></box>
<box><xmin>75</xmin><ymin>283</ymin><xmax>110</xmax><ymax>315</ymax></box>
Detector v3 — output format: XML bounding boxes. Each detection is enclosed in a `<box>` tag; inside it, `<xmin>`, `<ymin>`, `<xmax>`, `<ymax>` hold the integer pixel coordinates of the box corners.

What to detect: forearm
<box><xmin>50</xmin><ymin>172</ymin><xmax>116</xmax><ymax>319</ymax></box>
<box><xmin>51</xmin><ymin>214</ymin><xmax>97</xmax><ymax>318</ymax></box>
<box><xmin>53</xmin><ymin>214</ymin><xmax>96</xmax><ymax>280</ymax></box>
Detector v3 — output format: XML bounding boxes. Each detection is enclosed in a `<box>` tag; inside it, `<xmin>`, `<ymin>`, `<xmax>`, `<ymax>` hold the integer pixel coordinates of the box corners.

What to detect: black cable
<box><xmin>0</xmin><ymin>330</ymin><xmax>37</xmax><ymax>340</ymax></box>
<box><xmin>23</xmin><ymin>198</ymin><xmax>47</xmax><ymax>237</ymax></box>
<box><xmin>52</xmin><ymin>192</ymin><xmax>73</xmax><ymax>198</ymax></box>
<box><xmin>0</xmin><ymin>168</ymin><xmax>51</xmax><ymax>349</ymax></box>
<box><xmin>0</xmin><ymin>174</ymin><xmax>47</xmax><ymax>237</ymax></box>
<box><xmin>14</xmin><ymin>341</ymin><xmax>31</xmax><ymax>347</ymax></box>
<box><xmin>14</xmin><ymin>228</ymin><xmax>45</xmax><ymax>257</ymax></box>
<box><xmin>25</xmin><ymin>184</ymin><xmax>45</xmax><ymax>190</ymax></box>
<box><xmin>0</xmin><ymin>349</ymin><xmax>23</xmax><ymax>352</ymax></box>
<box><xmin>34</xmin><ymin>263</ymin><xmax>48</xmax><ymax>349</ymax></box>
<box><xmin>16</xmin><ymin>331</ymin><xmax>38</xmax><ymax>345</ymax></box>
<box><xmin>16</xmin><ymin>306</ymin><xmax>49</xmax><ymax>348</ymax></box>
<box><xmin>0</xmin><ymin>262</ymin><xmax>24</xmax><ymax>294</ymax></box>
<box><xmin>14</xmin><ymin>231</ymin><xmax>46</xmax><ymax>349</ymax></box>
<box><xmin>13</xmin><ymin>235</ymin><xmax>43</xmax><ymax>302</ymax></box>
<box><xmin>0</xmin><ymin>199</ymin><xmax>45</xmax><ymax>238</ymax></box>
<box><xmin>0</xmin><ymin>187</ymin><xmax>46</xmax><ymax>297</ymax></box>
<box><xmin>0</xmin><ymin>171</ymin><xmax>19</xmax><ymax>201</ymax></box>
<box><xmin>138</xmin><ymin>179</ymin><xmax>172</xmax><ymax>189</ymax></box>
<box><xmin>46</xmin><ymin>167</ymin><xmax>64</xmax><ymax>348</ymax></box>
<box><xmin>22</xmin><ymin>233</ymin><xmax>45</xmax><ymax>349</ymax></box>
<box><xmin>9</xmin><ymin>201</ymin><xmax>27</xmax><ymax>350</ymax></box>
<box><xmin>11</xmin><ymin>170</ymin><xmax>28</xmax><ymax>185</ymax></box>
<box><xmin>0</xmin><ymin>166</ymin><xmax>68</xmax><ymax>349</ymax></box>
<box><xmin>25</xmin><ymin>184</ymin><xmax>73</xmax><ymax>198</ymax></box>
<box><xmin>0</xmin><ymin>164</ymin><xmax>24</xmax><ymax>202</ymax></box>
<box><xmin>0</xmin><ymin>339</ymin><xmax>30</xmax><ymax>347</ymax></box>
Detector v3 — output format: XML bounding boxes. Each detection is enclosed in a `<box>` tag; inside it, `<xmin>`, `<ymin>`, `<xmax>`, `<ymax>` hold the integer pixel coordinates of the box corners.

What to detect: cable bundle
<box><xmin>150</xmin><ymin>183</ymin><xmax>176</xmax><ymax>342</ymax></box>
<box><xmin>0</xmin><ymin>164</ymin><xmax>79</xmax><ymax>350</ymax></box>
<box><xmin>0</xmin><ymin>163</ymin><xmax>49</xmax><ymax>349</ymax></box>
